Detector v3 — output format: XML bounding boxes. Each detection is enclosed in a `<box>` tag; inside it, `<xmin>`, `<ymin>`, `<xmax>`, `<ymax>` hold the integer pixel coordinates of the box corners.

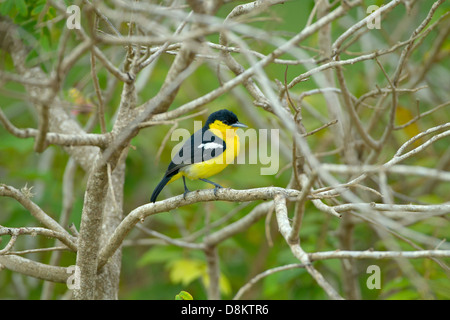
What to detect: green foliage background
<box><xmin>0</xmin><ymin>0</ymin><xmax>449</xmax><ymax>299</ymax></box>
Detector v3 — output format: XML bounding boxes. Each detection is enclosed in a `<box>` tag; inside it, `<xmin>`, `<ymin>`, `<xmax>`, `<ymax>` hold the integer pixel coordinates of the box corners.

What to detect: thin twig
<box><xmin>234</xmin><ymin>263</ymin><xmax>305</xmax><ymax>300</ymax></box>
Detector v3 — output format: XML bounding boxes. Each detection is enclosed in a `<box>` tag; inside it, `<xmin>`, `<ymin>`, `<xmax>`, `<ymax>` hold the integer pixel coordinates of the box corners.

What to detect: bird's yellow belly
<box><xmin>182</xmin><ymin>159</ymin><xmax>230</xmax><ymax>180</ymax></box>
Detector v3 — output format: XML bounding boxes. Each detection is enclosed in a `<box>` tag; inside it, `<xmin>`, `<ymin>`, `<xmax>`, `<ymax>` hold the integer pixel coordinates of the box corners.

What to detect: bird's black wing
<box><xmin>164</xmin><ymin>128</ymin><xmax>226</xmax><ymax>177</ymax></box>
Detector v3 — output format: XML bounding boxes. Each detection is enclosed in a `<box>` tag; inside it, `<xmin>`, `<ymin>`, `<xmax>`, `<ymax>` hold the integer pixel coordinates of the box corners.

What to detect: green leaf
<box><xmin>15</xmin><ymin>0</ymin><xmax>28</xmax><ymax>17</ymax></box>
<box><xmin>0</xmin><ymin>0</ymin><xmax>15</xmax><ymax>16</ymax></box>
<box><xmin>31</xmin><ymin>3</ymin><xmax>46</xmax><ymax>16</ymax></box>
<box><xmin>38</xmin><ymin>32</ymin><xmax>51</xmax><ymax>53</ymax></box>
<box><xmin>137</xmin><ymin>246</ymin><xmax>181</xmax><ymax>267</ymax></box>
<box><xmin>175</xmin><ymin>291</ymin><xmax>193</xmax><ymax>300</ymax></box>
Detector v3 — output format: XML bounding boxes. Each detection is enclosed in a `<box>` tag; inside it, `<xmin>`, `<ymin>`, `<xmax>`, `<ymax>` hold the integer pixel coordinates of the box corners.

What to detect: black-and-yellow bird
<box><xmin>150</xmin><ymin>109</ymin><xmax>247</xmax><ymax>203</ymax></box>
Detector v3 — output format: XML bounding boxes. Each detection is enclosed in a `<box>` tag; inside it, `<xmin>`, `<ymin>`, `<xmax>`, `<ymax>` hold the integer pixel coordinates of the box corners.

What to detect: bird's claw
<box><xmin>213</xmin><ymin>186</ymin><xmax>222</xmax><ymax>197</ymax></box>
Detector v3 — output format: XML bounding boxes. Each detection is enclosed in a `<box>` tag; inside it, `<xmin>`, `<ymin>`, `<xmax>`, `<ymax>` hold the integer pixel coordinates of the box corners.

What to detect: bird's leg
<box><xmin>199</xmin><ymin>178</ymin><xmax>223</xmax><ymax>196</ymax></box>
<box><xmin>182</xmin><ymin>176</ymin><xmax>190</xmax><ymax>200</ymax></box>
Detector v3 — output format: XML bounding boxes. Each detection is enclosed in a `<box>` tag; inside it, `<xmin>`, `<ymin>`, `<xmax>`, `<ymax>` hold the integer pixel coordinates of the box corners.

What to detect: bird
<box><xmin>150</xmin><ymin>109</ymin><xmax>247</xmax><ymax>203</ymax></box>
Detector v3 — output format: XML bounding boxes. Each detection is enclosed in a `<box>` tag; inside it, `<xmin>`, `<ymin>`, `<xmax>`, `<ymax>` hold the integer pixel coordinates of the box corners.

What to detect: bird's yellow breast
<box><xmin>179</xmin><ymin>120</ymin><xmax>240</xmax><ymax>181</ymax></box>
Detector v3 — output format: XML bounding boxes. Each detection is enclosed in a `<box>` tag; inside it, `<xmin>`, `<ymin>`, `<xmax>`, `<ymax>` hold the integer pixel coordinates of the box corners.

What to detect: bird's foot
<box><xmin>213</xmin><ymin>185</ymin><xmax>223</xmax><ymax>197</ymax></box>
<box><xmin>183</xmin><ymin>189</ymin><xmax>190</xmax><ymax>200</ymax></box>
<box><xmin>182</xmin><ymin>176</ymin><xmax>190</xmax><ymax>200</ymax></box>
<box><xmin>198</xmin><ymin>178</ymin><xmax>223</xmax><ymax>197</ymax></box>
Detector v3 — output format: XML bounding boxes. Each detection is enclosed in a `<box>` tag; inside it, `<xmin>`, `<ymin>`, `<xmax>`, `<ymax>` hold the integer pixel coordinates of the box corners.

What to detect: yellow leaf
<box><xmin>168</xmin><ymin>259</ymin><xmax>205</xmax><ymax>286</ymax></box>
<box><xmin>201</xmin><ymin>271</ymin><xmax>232</xmax><ymax>296</ymax></box>
<box><xmin>396</xmin><ymin>105</ymin><xmax>421</xmax><ymax>147</ymax></box>
<box><xmin>168</xmin><ymin>258</ymin><xmax>232</xmax><ymax>296</ymax></box>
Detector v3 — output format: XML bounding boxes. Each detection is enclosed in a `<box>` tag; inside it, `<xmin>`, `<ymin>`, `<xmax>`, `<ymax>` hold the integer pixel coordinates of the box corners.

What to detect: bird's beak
<box><xmin>232</xmin><ymin>121</ymin><xmax>248</xmax><ymax>128</ymax></box>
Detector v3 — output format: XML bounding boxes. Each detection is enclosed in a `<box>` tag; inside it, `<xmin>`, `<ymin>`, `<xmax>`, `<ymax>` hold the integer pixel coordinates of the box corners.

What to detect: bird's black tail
<box><xmin>151</xmin><ymin>175</ymin><xmax>171</xmax><ymax>203</ymax></box>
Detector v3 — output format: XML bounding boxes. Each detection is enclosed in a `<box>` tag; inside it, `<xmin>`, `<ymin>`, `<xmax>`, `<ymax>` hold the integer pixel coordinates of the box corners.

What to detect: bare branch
<box><xmin>234</xmin><ymin>263</ymin><xmax>305</xmax><ymax>300</ymax></box>
<box><xmin>0</xmin><ymin>108</ymin><xmax>111</xmax><ymax>147</ymax></box>
<box><xmin>274</xmin><ymin>194</ymin><xmax>344</xmax><ymax>300</ymax></box>
<box><xmin>0</xmin><ymin>255</ymin><xmax>69</xmax><ymax>283</ymax></box>
<box><xmin>0</xmin><ymin>185</ymin><xmax>76</xmax><ymax>251</ymax></box>
<box><xmin>0</xmin><ymin>226</ymin><xmax>76</xmax><ymax>254</ymax></box>
<box><xmin>309</xmin><ymin>250</ymin><xmax>450</xmax><ymax>261</ymax></box>
<box><xmin>98</xmin><ymin>188</ymin><xmax>300</xmax><ymax>271</ymax></box>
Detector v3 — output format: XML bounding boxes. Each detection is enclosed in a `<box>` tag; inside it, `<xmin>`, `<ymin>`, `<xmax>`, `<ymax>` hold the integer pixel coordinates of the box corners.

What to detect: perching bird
<box><xmin>150</xmin><ymin>109</ymin><xmax>247</xmax><ymax>203</ymax></box>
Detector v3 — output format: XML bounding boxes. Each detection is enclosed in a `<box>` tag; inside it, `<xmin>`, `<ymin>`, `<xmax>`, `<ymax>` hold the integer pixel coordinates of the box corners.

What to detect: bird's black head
<box><xmin>205</xmin><ymin>109</ymin><xmax>247</xmax><ymax>128</ymax></box>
